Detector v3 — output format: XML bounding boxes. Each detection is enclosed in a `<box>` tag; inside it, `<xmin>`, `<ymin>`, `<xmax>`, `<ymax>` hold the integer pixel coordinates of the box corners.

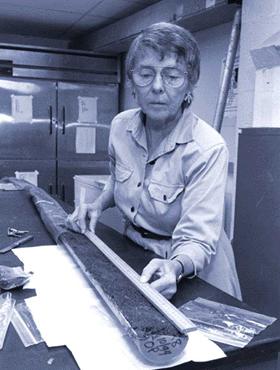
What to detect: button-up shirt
<box><xmin>106</xmin><ymin>107</ymin><xmax>241</xmax><ymax>299</ymax></box>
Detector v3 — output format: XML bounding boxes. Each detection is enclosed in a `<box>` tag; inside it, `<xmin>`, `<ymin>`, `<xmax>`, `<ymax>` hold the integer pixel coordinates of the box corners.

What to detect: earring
<box><xmin>184</xmin><ymin>92</ymin><xmax>192</xmax><ymax>105</ymax></box>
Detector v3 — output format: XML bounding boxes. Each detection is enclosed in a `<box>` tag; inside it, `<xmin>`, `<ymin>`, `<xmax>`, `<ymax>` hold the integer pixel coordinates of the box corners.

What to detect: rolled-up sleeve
<box><xmin>171</xmin><ymin>143</ymin><xmax>228</xmax><ymax>276</ymax></box>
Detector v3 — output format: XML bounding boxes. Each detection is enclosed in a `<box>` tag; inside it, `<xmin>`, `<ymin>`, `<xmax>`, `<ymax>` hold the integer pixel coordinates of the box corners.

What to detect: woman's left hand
<box><xmin>140</xmin><ymin>258</ymin><xmax>181</xmax><ymax>300</ymax></box>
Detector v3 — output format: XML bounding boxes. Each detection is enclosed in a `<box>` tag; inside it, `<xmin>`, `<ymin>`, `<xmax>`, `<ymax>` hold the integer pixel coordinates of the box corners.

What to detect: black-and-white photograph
<box><xmin>0</xmin><ymin>1</ymin><xmax>279</xmax><ymax>369</ymax></box>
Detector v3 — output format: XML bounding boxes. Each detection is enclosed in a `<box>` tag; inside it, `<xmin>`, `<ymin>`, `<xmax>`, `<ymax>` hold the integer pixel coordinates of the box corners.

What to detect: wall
<box><xmin>236</xmin><ymin>0</ymin><xmax>280</xmax><ymax>130</ymax></box>
<box><xmin>194</xmin><ymin>22</ymin><xmax>239</xmax><ymax>239</ymax></box>
<box><xmin>229</xmin><ymin>0</ymin><xmax>280</xmax><ymax>237</ymax></box>
<box><xmin>193</xmin><ymin>22</ymin><xmax>238</xmax><ymax>163</ymax></box>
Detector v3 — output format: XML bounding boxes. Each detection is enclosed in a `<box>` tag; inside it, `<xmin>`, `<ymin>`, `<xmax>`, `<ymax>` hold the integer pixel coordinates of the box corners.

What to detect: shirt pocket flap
<box><xmin>148</xmin><ymin>182</ymin><xmax>184</xmax><ymax>203</ymax></box>
<box><xmin>115</xmin><ymin>162</ymin><xmax>133</xmax><ymax>183</ymax></box>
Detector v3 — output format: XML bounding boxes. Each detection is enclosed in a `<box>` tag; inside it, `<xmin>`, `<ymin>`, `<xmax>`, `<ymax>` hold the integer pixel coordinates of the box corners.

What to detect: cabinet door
<box><xmin>0</xmin><ymin>159</ymin><xmax>56</xmax><ymax>195</ymax></box>
<box><xmin>233</xmin><ymin>128</ymin><xmax>280</xmax><ymax>317</ymax></box>
<box><xmin>0</xmin><ymin>78</ymin><xmax>56</xmax><ymax>159</ymax></box>
<box><xmin>57</xmin><ymin>82</ymin><xmax>118</xmax><ymax>161</ymax></box>
<box><xmin>57</xmin><ymin>160</ymin><xmax>110</xmax><ymax>206</ymax></box>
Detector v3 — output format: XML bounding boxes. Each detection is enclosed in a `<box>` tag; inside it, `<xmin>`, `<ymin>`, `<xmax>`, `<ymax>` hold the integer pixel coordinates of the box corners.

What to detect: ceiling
<box><xmin>0</xmin><ymin>0</ymin><xmax>161</xmax><ymax>42</ymax></box>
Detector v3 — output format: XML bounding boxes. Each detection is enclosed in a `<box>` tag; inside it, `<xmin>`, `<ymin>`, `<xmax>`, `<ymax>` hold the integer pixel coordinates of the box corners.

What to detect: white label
<box><xmin>206</xmin><ymin>0</ymin><xmax>216</xmax><ymax>8</ymax></box>
<box><xmin>253</xmin><ymin>66</ymin><xmax>280</xmax><ymax>127</ymax></box>
<box><xmin>15</xmin><ymin>170</ymin><xmax>39</xmax><ymax>186</ymax></box>
<box><xmin>78</xmin><ymin>96</ymin><xmax>98</xmax><ymax>123</ymax></box>
<box><xmin>76</xmin><ymin>127</ymin><xmax>96</xmax><ymax>154</ymax></box>
<box><xmin>11</xmin><ymin>95</ymin><xmax>33</xmax><ymax>123</ymax></box>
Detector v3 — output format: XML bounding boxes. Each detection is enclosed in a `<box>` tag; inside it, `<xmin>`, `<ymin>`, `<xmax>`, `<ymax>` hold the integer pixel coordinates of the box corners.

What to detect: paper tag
<box><xmin>206</xmin><ymin>0</ymin><xmax>216</xmax><ymax>8</ymax></box>
<box><xmin>76</xmin><ymin>127</ymin><xmax>96</xmax><ymax>154</ymax></box>
<box><xmin>78</xmin><ymin>96</ymin><xmax>98</xmax><ymax>123</ymax></box>
<box><xmin>11</xmin><ymin>95</ymin><xmax>33</xmax><ymax>123</ymax></box>
<box><xmin>15</xmin><ymin>170</ymin><xmax>39</xmax><ymax>186</ymax></box>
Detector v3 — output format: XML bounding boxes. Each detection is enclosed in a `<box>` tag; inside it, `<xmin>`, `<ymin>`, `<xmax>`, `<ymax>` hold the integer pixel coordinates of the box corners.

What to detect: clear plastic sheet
<box><xmin>0</xmin><ymin>265</ymin><xmax>33</xmax><ymax>290</ymax></box>
<box><xmin>179</xmin><ymin>297</ymin><xmax>277</xmax><ymax>348</ymax></box>
<box><xmin>0</xmin><ymin>292</ymin><xmax>16</xmax><ymax>349</ymax></box>
<box><xmin>11</xmin><ymin>301</ymin><xmax>44</xmax><ymax>347</ymax></box>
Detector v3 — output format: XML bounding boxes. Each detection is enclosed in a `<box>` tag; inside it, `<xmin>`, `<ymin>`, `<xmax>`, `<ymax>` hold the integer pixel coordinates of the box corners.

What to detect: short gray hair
<box><xmin>126</xmin><ymin>22</ymin><xmax>200</xmax><ymax>89</ymax></box>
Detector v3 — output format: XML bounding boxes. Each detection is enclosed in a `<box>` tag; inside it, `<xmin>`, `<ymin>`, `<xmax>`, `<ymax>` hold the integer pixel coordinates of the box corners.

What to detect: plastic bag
<box><xmin>179</xmin><ymin>297</ymin><xmax>277</xmax><ymax>348</ymax></box>
<box><xmin>0</xmin><ymin>265</ymin><xmax>33</xmax><ymax>290</ymax></box>
<box><xmin>0</xmin><ymin>292</ymin><xmax>16</xmax><ymax>349</ymax></box>
<box><xmin>11</xmin><ymin>301</ymin><xmax>44</xmax><ymax>347</ymax></box>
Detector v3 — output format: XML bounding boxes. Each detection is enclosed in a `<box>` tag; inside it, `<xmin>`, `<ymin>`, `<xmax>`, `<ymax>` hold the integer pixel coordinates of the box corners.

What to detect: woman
<box><xmin>66</xmin><ymin>22</ymin><xmax>241</xmax><ymax>300</ymax></box>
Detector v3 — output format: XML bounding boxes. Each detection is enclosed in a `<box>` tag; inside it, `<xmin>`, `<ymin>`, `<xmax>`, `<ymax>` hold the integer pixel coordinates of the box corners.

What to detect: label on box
<box><xmin>206</xmin><ymin>0</ymin><xmax>216</xmax><ymax>8</ymax></box>
<box><xmin>15</xmin><ymin>170</ymin><xmax>39</xmax><ymax>186</ymax></box>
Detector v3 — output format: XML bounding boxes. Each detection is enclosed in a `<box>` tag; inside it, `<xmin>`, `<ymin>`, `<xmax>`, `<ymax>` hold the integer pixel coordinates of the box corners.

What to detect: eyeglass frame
<box><xmin>131</xmin><ymin>66</ymin><xmax>188</xmax><ymax>88</ymax></box>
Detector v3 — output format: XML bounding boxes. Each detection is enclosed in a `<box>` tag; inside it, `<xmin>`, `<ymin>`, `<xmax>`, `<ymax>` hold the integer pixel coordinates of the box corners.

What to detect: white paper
<box><xmin>75</xmin><ymin>126</ymin><xmax>96</xmax><ymax>154</ymax></box>
<box><xmin>15</xmin><ymin>170</ymin><xmax>39</xmax><ymax>186</ymax></box>
<box><xmin>206</xmin><ymin>0</ymin><xmax>216</xmax><ymax>8</ymax></box>
<box><xmin>78</xmin><ymin>96</ymin><xmax>98</xmax><ymax>123</ymax></box>
<box><xmin>253</xmin><ymin>66</ymin><xmax>280</xmax><ymax>127</ymax></box>
<box><xmin>14</xmin><ymin>245</ymin><xmax>226</xmax><ymax>370</ymax></box>
<box><xmin>11</xmin><ymin>94</ymin><xmax>33</xmax><ymax>123</ymax></box>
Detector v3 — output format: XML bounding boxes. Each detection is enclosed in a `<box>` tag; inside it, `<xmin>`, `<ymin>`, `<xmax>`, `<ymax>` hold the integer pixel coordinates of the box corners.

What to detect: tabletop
<box><xmin>0</xmin><ymin>188</ymin><xmax>279</xmax><ymax>370</ymax></box>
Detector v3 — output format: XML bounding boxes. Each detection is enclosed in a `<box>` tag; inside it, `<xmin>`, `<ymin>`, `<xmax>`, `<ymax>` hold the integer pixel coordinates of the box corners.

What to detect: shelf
<box><xmin>71</xmin><ymin>1</ymin><xmax>241</xmax><ymax>55</ymax></box>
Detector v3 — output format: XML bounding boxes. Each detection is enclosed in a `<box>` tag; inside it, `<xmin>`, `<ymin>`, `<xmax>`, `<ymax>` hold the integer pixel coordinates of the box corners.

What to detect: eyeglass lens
<box><xmin>132</xmin><ymin>67</ymin><xmax>186</xmax><ymax>87</ymax></box>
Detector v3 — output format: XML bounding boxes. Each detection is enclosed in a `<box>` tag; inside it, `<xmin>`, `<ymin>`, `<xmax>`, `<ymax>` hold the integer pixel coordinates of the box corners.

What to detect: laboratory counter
<box><xmin>0</xmin><ymin>189</ymin><xmax>279</xmax><ymax>370</ymax></box>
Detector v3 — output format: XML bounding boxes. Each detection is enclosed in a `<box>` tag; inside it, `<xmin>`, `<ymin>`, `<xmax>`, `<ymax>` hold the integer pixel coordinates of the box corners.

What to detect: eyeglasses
<box><xmin>131</xmin><ymin>67</ymin><xmax>188</xmax><ymax>88</ymax></box>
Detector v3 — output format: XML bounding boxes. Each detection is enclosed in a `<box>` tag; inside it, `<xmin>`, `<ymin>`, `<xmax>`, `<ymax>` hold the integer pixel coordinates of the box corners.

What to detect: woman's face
<box><xmin>132</xmin><ymin>48</ymin><xmax>190</xmax><ymax>126</ymax></box>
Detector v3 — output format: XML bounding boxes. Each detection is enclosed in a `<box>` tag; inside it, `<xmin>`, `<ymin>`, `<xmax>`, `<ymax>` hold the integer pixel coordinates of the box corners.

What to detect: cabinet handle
<box><xmin>49</xmin><ymin>183</ymin><xmax>53</xmax><ymax>194</ymax></box>
<box><xmin>49</xmin><ymin>106</ymin><xmax>53</xmax><ymax>135</ymax></box>
<box><xmin>62</xmin><ymin>106</ymin><xmax>66</xmax><ymax>135</ymax></box>
<box><xmin>62</xmin><ymin>184</ymin><xmax>65</xmax><ymax>201</ymax></box>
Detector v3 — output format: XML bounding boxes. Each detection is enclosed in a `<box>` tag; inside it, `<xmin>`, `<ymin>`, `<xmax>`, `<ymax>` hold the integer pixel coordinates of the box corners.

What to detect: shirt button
<box><xmin>131</xmin><ymin>206</ymin><xmax>135</xmax><ymax>212</ymax></box>
<box><xmin>137</xmin><ymin>182</ymin><xmax>142</xmax><ymax>187</ymax></box>
<box><xmin>163</xmin><ymin>194</ymin><xmax>167</xmax><ymax>201</ymax></box>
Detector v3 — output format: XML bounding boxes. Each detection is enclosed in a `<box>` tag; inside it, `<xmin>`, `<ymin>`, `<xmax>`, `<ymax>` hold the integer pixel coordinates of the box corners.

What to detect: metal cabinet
<box><xmin>56</xmin><ymin>82</ymin><xmax>118</xmax><ymax>204</ymax></box>
<box><xmin>0</xmin><ymin>46</ymin><xmax>119</xmax><ymax>204</ymax></box>
<box><xmin>233</xmin><ymin>128</ymin><xmax>280</xmax><ymax>317</ymax></box>
<box><xmin>57</xmin><ymin>160</ymin><xmax>110</xmax><ymax>206</ymax></box>
<box><xmin>0</xmin><ymin>79</ymin><xmax>118</xmax><ymax>203</ymax></box>
<box><xmin>57</xmin><ymin>82</ymin><xmax>118</xmax><ymax>161</ymax></box>
<box><xmin>0</xmin><ymin>78</ymin><xmax>56</xmax><ymax>159</ymax></box>
<box><xmin>0</xmin><ymin>81</ymin><xmax>118</xmax><ymax>204</ymax></box>
<box><xmin>0</xmin><ymin>159</ymin><xmax>56</xmax><ymax>195</ymax></box>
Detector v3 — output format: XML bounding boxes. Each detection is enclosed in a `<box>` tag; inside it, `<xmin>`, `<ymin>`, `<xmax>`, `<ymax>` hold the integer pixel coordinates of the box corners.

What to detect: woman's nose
<box><xmin>151</xmin><ymin>72</ymin><xmax>164</xmax><ymax>92</ymax></box>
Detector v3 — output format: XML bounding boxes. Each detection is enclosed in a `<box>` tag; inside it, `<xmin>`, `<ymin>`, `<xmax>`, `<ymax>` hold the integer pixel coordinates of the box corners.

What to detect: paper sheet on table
<box><xmin>14</xmin><ymin>245</ymin><xmax>226</xmax><ymax>370</ymax></box>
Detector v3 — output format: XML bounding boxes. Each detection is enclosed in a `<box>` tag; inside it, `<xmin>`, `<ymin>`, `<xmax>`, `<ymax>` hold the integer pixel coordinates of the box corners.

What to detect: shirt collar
<box><xmin>126</xmin><ymin>107</ymin><xmax>196</xmax><ymax>160</ymax></box>
<box><xmin>127</xmin><ymin>107</ymin><xmax>194</xmax><ymax>139</ymax></box>
<box><xmin>126</xmin><ymin>109</ymin><xmax>147</xmax><ymax>149</ymax></box>
<box><xmin>168</xmin><ymin>108</ymin><xmax>195</xmax><ymax>145</ymax></box>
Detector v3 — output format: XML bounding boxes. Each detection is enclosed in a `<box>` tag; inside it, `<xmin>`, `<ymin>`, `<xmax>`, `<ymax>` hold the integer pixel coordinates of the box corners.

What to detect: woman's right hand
<box><xmin>65</xmin><ymin>203</ymin><xmax>102</xmax><ymax>234</ymax></box>
<box><xmin>66</xmin><ymin>177</ymin><xmax>115</xmax><ymax>234</ymax></box>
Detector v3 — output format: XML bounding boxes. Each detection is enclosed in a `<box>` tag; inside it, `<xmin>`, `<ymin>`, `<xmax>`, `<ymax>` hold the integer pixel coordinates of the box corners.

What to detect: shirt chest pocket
<box><xmin>115</xmin><ymin>162</ymin><xmax>133</xmax><ymax>182</ymax></box>
<box><xmin>148</xmin><ymin>181</ymin><xmax>184</xmax><ymax>204</ymax></box>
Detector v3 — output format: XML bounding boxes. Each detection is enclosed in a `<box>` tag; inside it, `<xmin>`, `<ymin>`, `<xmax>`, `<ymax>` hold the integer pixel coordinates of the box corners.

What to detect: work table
<box><xmin>0</xmin><ymin>189</ymin><xmax>279</xmax><ymax>370</ymax></box>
